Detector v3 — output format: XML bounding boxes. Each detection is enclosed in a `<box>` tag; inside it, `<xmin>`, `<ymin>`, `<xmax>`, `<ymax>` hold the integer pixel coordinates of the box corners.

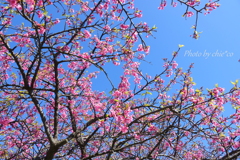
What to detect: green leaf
<box><xmin>178</xmin><ymin>44</ymin><xmax>184</xmax><ymax>48</ymax></box>
<box><xmin>195</xmin><ymin>89</ymin><xmax>200</xmax><ymax>93</ymax></box>
<box><xmin>231</xmin><ymin>81</ymin><xmax>236</xmax><ymax>85</ymax></box>
<box><xmin>152</xmin><ymin>25</ymin><xmax>157</xmax><ymax>29</ymax></box>
<box><xmin>146</xmin><ymin>91</ymin><xmax>152</xmax><ymax>95</ymax></box>
<box><xmin>219</xmin><ymin>132</ymin><xmax>225</xmax><ymax>137</ymax></box>
<box><xmin>43</xmin><ymin>10</ymin><xmax>48</xmax><ymax>16</ymax></box>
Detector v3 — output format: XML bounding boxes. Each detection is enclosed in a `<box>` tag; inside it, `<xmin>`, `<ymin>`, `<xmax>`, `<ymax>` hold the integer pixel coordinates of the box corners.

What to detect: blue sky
<box><xmin>133</xmin><ymin>0</ymin><xmax>240</xmax><ymax>91</ymax></box>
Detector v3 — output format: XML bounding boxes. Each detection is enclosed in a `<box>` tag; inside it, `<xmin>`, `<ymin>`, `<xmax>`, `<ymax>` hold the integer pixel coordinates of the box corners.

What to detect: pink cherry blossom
<box><xmin>120</xmin><ymin>24</ymin><xmax>129</xmax><ymax>29</ymax></box>
<box><xmin>38</xmin><ymin>27</ymin><xmax>46</xmax><ymax>34</ymax></box>
<box><xmin>7</xmin><ymin>0</ymin><xmax>18</xmax><ymax>7</ymax></box>
<box><xmin>185</xmin><ymin>11</ymin><xmax>194</xmax><ymax>17</ymax></box>
<box><xmin>172</xmin><ymin>2</ymin><xmax>177</xmax><ymax>7</ymax></box>
<box><xmin>172</xmin><ymin>61</ymin><xmax>178</xmax><ymax>69</ymax></box>
<box><xmin>158</xmin><ymin>1</ymin><xmax>167</xmax><ymax>10</ymax></box>
<box><xmin>54</xmin><ymin>18</ymin><xmax>60</xmax><ymax>24</ymax></box>
<box><xmin>83</xmin><ymin>30</ymin><xmax>91</xmax><ymax>39</ymax></box>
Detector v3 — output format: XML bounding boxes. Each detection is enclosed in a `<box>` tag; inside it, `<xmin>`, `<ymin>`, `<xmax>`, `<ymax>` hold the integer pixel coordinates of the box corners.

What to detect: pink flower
<box><xmin>0</xmin><ymin>118</ymin><xmax>13</xmax><ymax>128</ymax></box>
<box><xmin>120</xmin><ymin>125</ymin><xmax>128</xmax><ymax>133</ymax></box>
<box><xmin>26</xmin><ymin>0</ymin><xmax>35</xmax><ymax>5</ymax></box>
<box><xmin>120</xmin><ymin>24</ymin><xmax>129</xmax><ymax>29</ymax></box>
<box><xmin>103</xmin><ymin>25</ymin><xmax>111</xmax><ymax>31</ymax></box>
<box><xmin>54</xmin><ymin>18</ymin><xmax>60</xmax><ymax>24</ymax></box>
<box><xmin>137</xmin><ymin>54</ymin><xmax>145</xmax><ymax>59</ymax></box>
<box><xmin>148</xmin><ymin>124</ymin><xmax>158</xmax><ymax>132</ymax></box>
<box><xmin>137</xmin><ymin>44</ymin><xmax>144</xmax><ymax>51</ymax></box>
<box><xmin>83</xmin><ymin>30</ymin><xmax>91</xmax><ymax>39</ymax></box>
<box><xmin>112</xmin><ymin>90</ymin><xmax>122</xmax><ymax>98</ymax></box>
<box><xmin>144</xmin><ymin>46</ymin><xmax>150</xmax><ymax>54</ymax></box>
<box><xmin>66</xmin><ymin>19</ymin><xmax>72</xmax><ymax>25</ymax></box>
<box><xmin>185</xmin><ymin>11</ymin><xmax>194</xmax><ymax>17</ymax></box>
<box><xmin>231</xmin><ymin>119</ymin><xmax>237</xmax><ymax>124</ymax></box>
<box><xmin>233</xmin><ymin>141</ymin><xmax>240</xmax><ymax>149</ymax></box>
<box><xmin>15</xmin><ymin>4</ymin><xmax>22</xmax><ymax>10</ymax></box>
<box><xmin>158</xmin><ymin>1</ymin><xmax>167</xmax><ymax>10</ymax></box>
<box><xmin>172</xmin><ymin>2</ymin><xmax>177</xmax><ymax>7</ymax></box>
<box><xmin>2</xmin><ymin>18</ymin><xmax>11</xmax><ymax>25</ymax></box>
<box><xmin>172</xmin><ymin>61</ymin><xmax>178</xmax><ymax>69</ymax></box>
<box><xmin>163</xmin><ymin>62</ymin><xmax>169</xmax><ymax>68</ymax></box>
<box><xmin>134</xmin><ymin>10</ymin><xmax>142</xmax><ymax>18</ymax></box>
<box><xmin>38</xmin><ymin>27</ymin><xmax>46</xmax><ymax>34</ymax></box>
<box><xmin>206</xmin><ymin>2</ymin><xmax>220</xmax><ymax>9</ymax></box>
<box><xmin>82</xmin><ymin>2</ymin><xmax>89</xmax><ymax>12</ymax></box>
<box><xmin>7</xmin><ymin>0</ymin><xmax>18</xmax><ymax>7</ymax></box>
<box><xmin>134</xmin><ymin>134</ymin><xmax>140</xmax><ymax>140</ymax></box>
<box><xmin>134</xmin><ymin>12</ymin><xmax>142</xmax><ymax>18</ymax></box>
<box><xmin>218</xmin><ymin>147</ymin><xmax>225</xmax><ymax>152</ymax></box>
<box><xmin>184</xmin><ymin>131</ymin><xmax>190</xmax><ymax>136</ymax></box>
<box><xmin>37</xmin><ymin>11</ymin><xmax>44</xmax><ymax>18</ymax></box>
<box><xmin>187</xmin><ymin>2</ymin><xmax>195</xmax><ymax>6</ymax></box>
<box><xmin>26</xmin><ymin>118</ymin><xmax>34</xmax><ymax>123</ymax></box>
<box><xmin>37</xmin><ymin>0</ymin><xmax>43</xmax><ymax>6</ymax></box>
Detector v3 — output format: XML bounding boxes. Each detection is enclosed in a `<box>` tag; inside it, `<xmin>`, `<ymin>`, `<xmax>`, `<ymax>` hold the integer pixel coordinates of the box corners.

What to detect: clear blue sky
<box><xmin>134</xmin><ymin>0</ymin><xmax>240</xmax><ymax>91</ymax></box>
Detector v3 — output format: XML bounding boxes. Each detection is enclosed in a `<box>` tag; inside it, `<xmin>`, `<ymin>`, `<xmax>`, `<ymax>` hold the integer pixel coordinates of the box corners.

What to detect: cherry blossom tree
<box><xmin>0</xmin><ymin>0</ymin><xmax>239</xmax><ymax>159</ymax></box>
